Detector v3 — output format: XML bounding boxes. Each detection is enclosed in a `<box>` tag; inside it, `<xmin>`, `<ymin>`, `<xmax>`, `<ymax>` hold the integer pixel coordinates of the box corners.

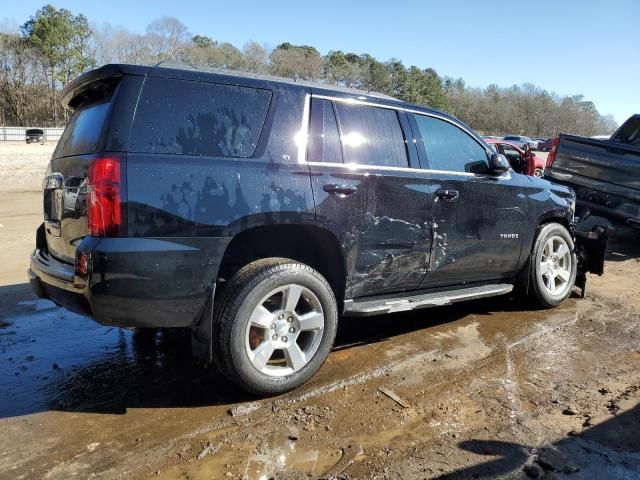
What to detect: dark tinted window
<box><xmin>132</xmin><ymin>77</ymin><xmax>272</xmax><ymax>158</ymax></box>
<box><xmin>503</xmin><ymin>136</ymin><xmax>520</xmax><ymax>141</ymax></box>
<box><xmin>308</xmin><ymin>98</ymin><xmax>342</xmax><ymax>163</ymax></box>
<box><xmin>412</xmin><ymin>114</ymin><xmax>488</xmax><ymax>173</ymax></box>
<box><xmin>334</xmin><ymin>102</ymin><xmax>408</xmax><ymax>167</ymax></box>
<box><xmin>54</xmin><ymin>95</ymin><xmax>113</xmax><ymax>158</ymax></box>
<box><xmin>612</xmin><ymin>116</ymin><xmax>640</xmax><ymax>145</ymax></box>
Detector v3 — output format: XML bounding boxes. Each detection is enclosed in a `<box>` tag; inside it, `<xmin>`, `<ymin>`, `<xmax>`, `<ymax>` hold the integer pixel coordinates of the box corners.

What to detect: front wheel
<box><xmin>212</xmin><ymin>258</ymin><xmax>338</xmax><ymax>395</ymax></box>
<box><xmin>533</xmin><ymin>168</ymin><xmax>543</xmax><ymax>177</ymax></box>
<box><xmin>529</xmin><ymin>223</ymin><xmax>577</xmax><ymax>308</ymax></box>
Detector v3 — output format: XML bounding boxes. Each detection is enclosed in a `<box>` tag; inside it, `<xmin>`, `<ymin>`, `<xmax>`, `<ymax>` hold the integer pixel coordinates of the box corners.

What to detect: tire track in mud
<box><xmin>33</xmin><ymin>301</ymin><xmax>640</xmax><ymax>479</ymax></box>
<box><xmin>125</xmin><ymin>312</ymin><xmax>587</xmax><ymax>478</ymax></box>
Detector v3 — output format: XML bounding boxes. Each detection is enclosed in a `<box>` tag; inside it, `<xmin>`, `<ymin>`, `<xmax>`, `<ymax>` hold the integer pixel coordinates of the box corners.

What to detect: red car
<box><xmin>485</xmin><ymin>139</ymin><xmax>545</xmax><ymax>177</ymax></box>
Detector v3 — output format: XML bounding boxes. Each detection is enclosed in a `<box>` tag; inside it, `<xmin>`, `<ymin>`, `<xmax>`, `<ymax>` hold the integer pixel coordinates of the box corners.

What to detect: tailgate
<box><xmin>44</xmin><ymin>77</ymin><xmax>121</xmax><ymax>263</ymax></box>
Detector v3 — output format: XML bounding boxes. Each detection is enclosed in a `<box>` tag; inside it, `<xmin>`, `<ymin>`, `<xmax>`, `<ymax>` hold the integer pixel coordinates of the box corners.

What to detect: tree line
<box><xmin>0</xmin><ymin>5</ymin><xmax>618</xmax><ymax>136</ymax></box>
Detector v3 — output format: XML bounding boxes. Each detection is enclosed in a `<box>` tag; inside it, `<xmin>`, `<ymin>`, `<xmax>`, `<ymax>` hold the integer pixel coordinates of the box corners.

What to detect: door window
<box><xmin>308</xmin><ymin>98</ymin><xmax>343</xmax><ymax>163</ymax></box>
<box><xmin>412</xmin><ymin>114</ymin><xmax>488</xmax><ymax>173</ymax></box>
<box><xmin>333</xmin><ymin>102</ymin><xmax>408</xmax><ymax>168</ymax></box>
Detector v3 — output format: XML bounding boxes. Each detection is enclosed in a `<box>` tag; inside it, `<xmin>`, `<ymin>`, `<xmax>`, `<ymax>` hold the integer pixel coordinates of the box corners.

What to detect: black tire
<box><xmin>529</xmin><ymin>223</ymin><xmax>577</xmax><ymax>308</ymax></box>
<box><xmin>533</xmin><ymin>168</ymin><xmax>543</xmax><ymax>177</ymax></box>
<box><xmin>212</xmin><ymin>258</ymin><xmax>338</xmax><ymax>395</ymax></box>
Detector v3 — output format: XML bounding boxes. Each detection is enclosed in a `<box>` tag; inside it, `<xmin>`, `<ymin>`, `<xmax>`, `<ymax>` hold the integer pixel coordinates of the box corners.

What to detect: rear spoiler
<box><xmin>61</xmin><ymin>64</ymin><xmax>149</xmax><ymax>108</ymax></box>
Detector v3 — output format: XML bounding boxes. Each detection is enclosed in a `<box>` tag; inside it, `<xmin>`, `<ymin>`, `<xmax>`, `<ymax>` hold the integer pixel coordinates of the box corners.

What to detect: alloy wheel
<box><xmin>244</xmin><ymin>284</ymin><xmax>325</xmax><ymax>377</ymax></box>
<box><xmin>538</xmin><ymin>235</ymin><xmax>572</xmax><ymax>295</ymax></box>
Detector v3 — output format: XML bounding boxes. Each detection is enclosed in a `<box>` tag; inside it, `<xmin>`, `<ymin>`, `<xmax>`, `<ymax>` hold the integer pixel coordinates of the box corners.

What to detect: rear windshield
<box><xmin>130</xmin><ymin>77</ymin><xmax>272</xmax><ymax>158</ymax></box>
<box><xmin>54</xmin><ymin>83</ymin><xmax>116</xmax><ymax>158</ymax></box>
<box><xmin>612</xmin><ymin>116</ymin><xmax>640</xmax><ymax>146</ymax></box>
<box><xmin>26</xmin><ymin>129</ymin><xmax>43</xmax><ymax>135</ymax></box>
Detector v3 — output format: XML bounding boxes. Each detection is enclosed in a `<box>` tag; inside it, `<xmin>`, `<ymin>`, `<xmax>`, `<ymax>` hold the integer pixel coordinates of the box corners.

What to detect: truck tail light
<box><xmin>546</xmin><ymin>137</ymin><xmax>560</xmax><ymax>168</ymax></box>
<box><xmin>87</xmin><ymin>155</ymin><xmax>124</xmax><ymax>236</ymax></box>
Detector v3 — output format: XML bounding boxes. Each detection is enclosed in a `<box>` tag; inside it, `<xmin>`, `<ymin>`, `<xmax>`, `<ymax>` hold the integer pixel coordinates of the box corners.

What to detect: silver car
<box><xmin>503</xmin><ymin>135</ymin><xmax>538</xmax><ymax>150</ymax></box>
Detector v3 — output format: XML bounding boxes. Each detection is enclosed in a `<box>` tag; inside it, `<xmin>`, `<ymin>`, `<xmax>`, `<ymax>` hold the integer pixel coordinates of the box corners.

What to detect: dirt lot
<box><xmin>0</xmin><ymin>150</ymin><xmax>639</xmax><ymax>479</ymax></box>
<box><xmin>0</xmin><ymin>141</ymin><xmax>56</xmax><ymax>193</ymax></box>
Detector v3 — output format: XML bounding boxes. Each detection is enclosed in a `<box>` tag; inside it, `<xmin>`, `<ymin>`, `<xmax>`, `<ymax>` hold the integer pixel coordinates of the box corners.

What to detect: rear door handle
<box><xmin>323</xmin><ymin>184</ymin><xmax>358</xmax><ymax>196</ymax></box>
<box><xmin>435</xmin><ymin>189</ymin><xmax>459</xmax><ymax>201</ymax></box>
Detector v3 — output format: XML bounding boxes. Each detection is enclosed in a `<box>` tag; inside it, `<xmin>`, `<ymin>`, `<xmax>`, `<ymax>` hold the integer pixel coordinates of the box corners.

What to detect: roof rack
<box><xmin>153</xmin><ymin>60</ymin><xmax>399</xmax><ymax>101</ymax></box>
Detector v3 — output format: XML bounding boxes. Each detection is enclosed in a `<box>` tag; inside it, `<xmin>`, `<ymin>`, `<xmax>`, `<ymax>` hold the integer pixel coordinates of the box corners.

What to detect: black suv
<box><xmin>29</xmin><ymin>64</ymin><xmax>608</xmax><ymax>395</ymax></box>
<box><xmin>25</xmin><ymin>128</ymin><xmax>46</xmax><ymax>144</ymax></box>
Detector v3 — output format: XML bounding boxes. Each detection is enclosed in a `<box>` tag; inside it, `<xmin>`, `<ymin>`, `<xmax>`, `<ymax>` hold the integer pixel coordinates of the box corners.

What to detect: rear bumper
<box><xmin>29</xmin><ymin>266</ymin><xmax>93</xmax><ymax>317</ymax></box>
<box><xmin>29</xmin><ymin>224</ymin><xmax>231</xmax><ymax>328</ymax></box>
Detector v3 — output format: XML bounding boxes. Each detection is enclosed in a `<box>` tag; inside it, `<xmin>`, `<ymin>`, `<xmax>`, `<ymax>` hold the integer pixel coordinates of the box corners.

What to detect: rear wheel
<box><xmin>212</xmin><ymin>258</ymin><xmax>338</xmax><ymax>395</ymax></box>
<box><xmin>533</xmin><ymin>168</ymin><xmax>543</xmax><ymax>177</ymax></box>
<box><xmin>529</xmin><ymin>223</ymin><xmax>577</xmax><ymax>308</ymax></box>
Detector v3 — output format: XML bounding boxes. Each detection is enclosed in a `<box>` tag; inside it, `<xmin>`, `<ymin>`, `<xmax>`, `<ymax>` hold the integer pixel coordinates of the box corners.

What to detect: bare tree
<box><xmin>242</xmin><ymin>41</ymin><xmax>267</xmax><ymax>73</ymax></box>
<box><xmin>0</xmin><ymin>33</ymin><xmax>50</xmax><ymax>125</ymax></box>
<box><xmin>145</xmin><ymin>16</ymin><xmax>190</xmax><ymax>63</ymax></box>
<box><xmin>91</xmin><ymin>23</ymin><xmax>153</xmax><ymax>65</ymax></box>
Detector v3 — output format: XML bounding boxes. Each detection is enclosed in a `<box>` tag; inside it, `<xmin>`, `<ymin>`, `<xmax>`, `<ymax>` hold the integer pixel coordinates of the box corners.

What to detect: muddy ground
<box><xmin>1</xmin><ymin>190</ymin><xmax>639</xmax><ymax>480</ymax></box>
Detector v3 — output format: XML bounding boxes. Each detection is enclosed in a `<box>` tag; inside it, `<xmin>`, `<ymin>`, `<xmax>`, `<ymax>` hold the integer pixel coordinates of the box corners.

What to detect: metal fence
<box><xmin>0</xmin><ymin>126</ymin><xmax>64</xmax><ymax>142</ymax></box>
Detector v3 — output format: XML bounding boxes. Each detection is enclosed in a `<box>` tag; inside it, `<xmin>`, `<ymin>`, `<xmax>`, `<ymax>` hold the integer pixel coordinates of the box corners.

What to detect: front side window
<box><xmin>308</xmin><ymin>98</ymin><xmax>343</xmax><ymax>163</ymax></box>
<box><xmin>333</xmin><ymin>102</ymin><xmax>408</xmax><ymax>168</ymax></box>
<box><xmin>412</xmin><ymin>114</ymin><xmax>488</xmax><ymax>173</ymax></box>
<box><xmin>131</xmin><ymin>77</ymin><xmax>272</xmax><ymax>158</ymax></box>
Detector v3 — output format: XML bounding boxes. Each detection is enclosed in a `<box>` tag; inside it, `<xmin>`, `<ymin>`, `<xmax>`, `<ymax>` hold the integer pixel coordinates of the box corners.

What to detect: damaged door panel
<box><xmin>309</xmin><ymin>98</ymin><xmax>435</xmax><ymax>298</ymax></box>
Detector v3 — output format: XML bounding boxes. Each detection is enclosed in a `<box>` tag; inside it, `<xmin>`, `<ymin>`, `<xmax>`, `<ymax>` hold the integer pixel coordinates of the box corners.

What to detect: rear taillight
<box><xmin>87</xmin><ymin>155</ymin><xmax>122</xmax><ymax>236</ymax></box>
<box><xmin>546</xmin><ymin>137</ymin><xmax>560</xmax><ymax>168</ymax></box>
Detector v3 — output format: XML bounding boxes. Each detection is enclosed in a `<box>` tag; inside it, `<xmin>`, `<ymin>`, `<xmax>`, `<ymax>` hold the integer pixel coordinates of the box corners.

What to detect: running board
<box><xmin>343</xmin><ymin>284</ymin><xmax>513</xmax><ymax>317</ymax></box>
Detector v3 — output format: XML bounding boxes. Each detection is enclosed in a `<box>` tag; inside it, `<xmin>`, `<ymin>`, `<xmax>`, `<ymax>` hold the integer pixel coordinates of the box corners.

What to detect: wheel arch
<box><xmin>517</xmin><ymin>214</ymin><xmax>574</xmax><ymax>293</ymax></box>
<box><xmin>216</xmin><ymin>224</ymin><xmax>347</xmax><ymax>309</ymax></box>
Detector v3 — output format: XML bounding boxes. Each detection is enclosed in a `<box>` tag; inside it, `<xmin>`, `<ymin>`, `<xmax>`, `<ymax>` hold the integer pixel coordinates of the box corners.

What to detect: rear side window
<box><xmin>333</xmin><ymin>102</ymin><xmax>408</xmax><ymax>168</ymax></box>
<box><xmin>308</xmin><ymin>98</ymin><xmax>343</xmax><ymax>163</ymax></box>
<box><xmin>54</xmin><ymin>87</ymin><xmax>115</xmax><ymax>158</ymax></box>
<box><xmin>131</xmin><ymin>77</ymin><xmax>272</xmax><ymax>158</ymax></box>
<box><xmin>412</xmin><ymin>114</ymin><xmax>488</xmax><ymax>173</ymax></box>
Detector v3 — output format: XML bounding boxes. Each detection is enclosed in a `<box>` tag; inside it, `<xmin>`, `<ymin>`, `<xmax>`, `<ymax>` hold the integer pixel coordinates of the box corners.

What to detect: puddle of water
<box><xmin>0</xmin><ymin>300</ymin><xmax>218</xmax><ymax>418</ymax></box>
<box><xmin>433</xmin><ymin>322</ymin><xmax>492</xmax><ymax>362</ymax></box>
<box><xmin>244</xmin><ymin>433</ymin><xmax>342</xmax><ymax>479</ymax></box>
<box><xmin>159</xmin><ymin>433</ymin><xmax>343</xmax><ymax>480</ymax></box>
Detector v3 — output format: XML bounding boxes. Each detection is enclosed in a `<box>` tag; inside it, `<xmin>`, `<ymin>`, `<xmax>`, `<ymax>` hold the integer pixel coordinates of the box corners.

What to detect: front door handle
<box><xmin>435</xmin><ymin>189</ymin><xmax>459</xmax><ymax>201</ymax></box>
<box><xmin>323</xmin><ymin>184</ymin><xmax>358</xmax><ymax>196</ymax></box>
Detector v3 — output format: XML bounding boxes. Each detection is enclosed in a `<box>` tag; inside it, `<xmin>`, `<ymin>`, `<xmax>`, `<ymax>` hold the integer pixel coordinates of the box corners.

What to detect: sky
<box><xmin>2</xmin><ymin>0</ymin><xmax>638</xmax><ymax>124</ymax></box>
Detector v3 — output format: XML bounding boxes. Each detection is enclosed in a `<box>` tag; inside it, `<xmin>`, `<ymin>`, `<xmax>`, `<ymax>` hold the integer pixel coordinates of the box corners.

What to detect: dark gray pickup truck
<box><xmin>544</xmin><ymin>114</ymin><xmax>640</xmax><ymax>228</ymax></box>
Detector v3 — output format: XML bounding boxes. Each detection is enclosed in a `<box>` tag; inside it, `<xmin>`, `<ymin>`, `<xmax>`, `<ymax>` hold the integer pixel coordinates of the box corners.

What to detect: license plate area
<box><xmin>43</xmin><ymin>173</ymin><xmax>64</xmax><ymax>237</ymax></box>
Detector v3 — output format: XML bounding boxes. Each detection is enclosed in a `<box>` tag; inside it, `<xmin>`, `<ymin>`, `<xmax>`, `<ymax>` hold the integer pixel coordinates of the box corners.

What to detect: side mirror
<box><xmin>489</xmin><ymin>153</ymin><xmax>510</xmax><ymax>174</ymax></box>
